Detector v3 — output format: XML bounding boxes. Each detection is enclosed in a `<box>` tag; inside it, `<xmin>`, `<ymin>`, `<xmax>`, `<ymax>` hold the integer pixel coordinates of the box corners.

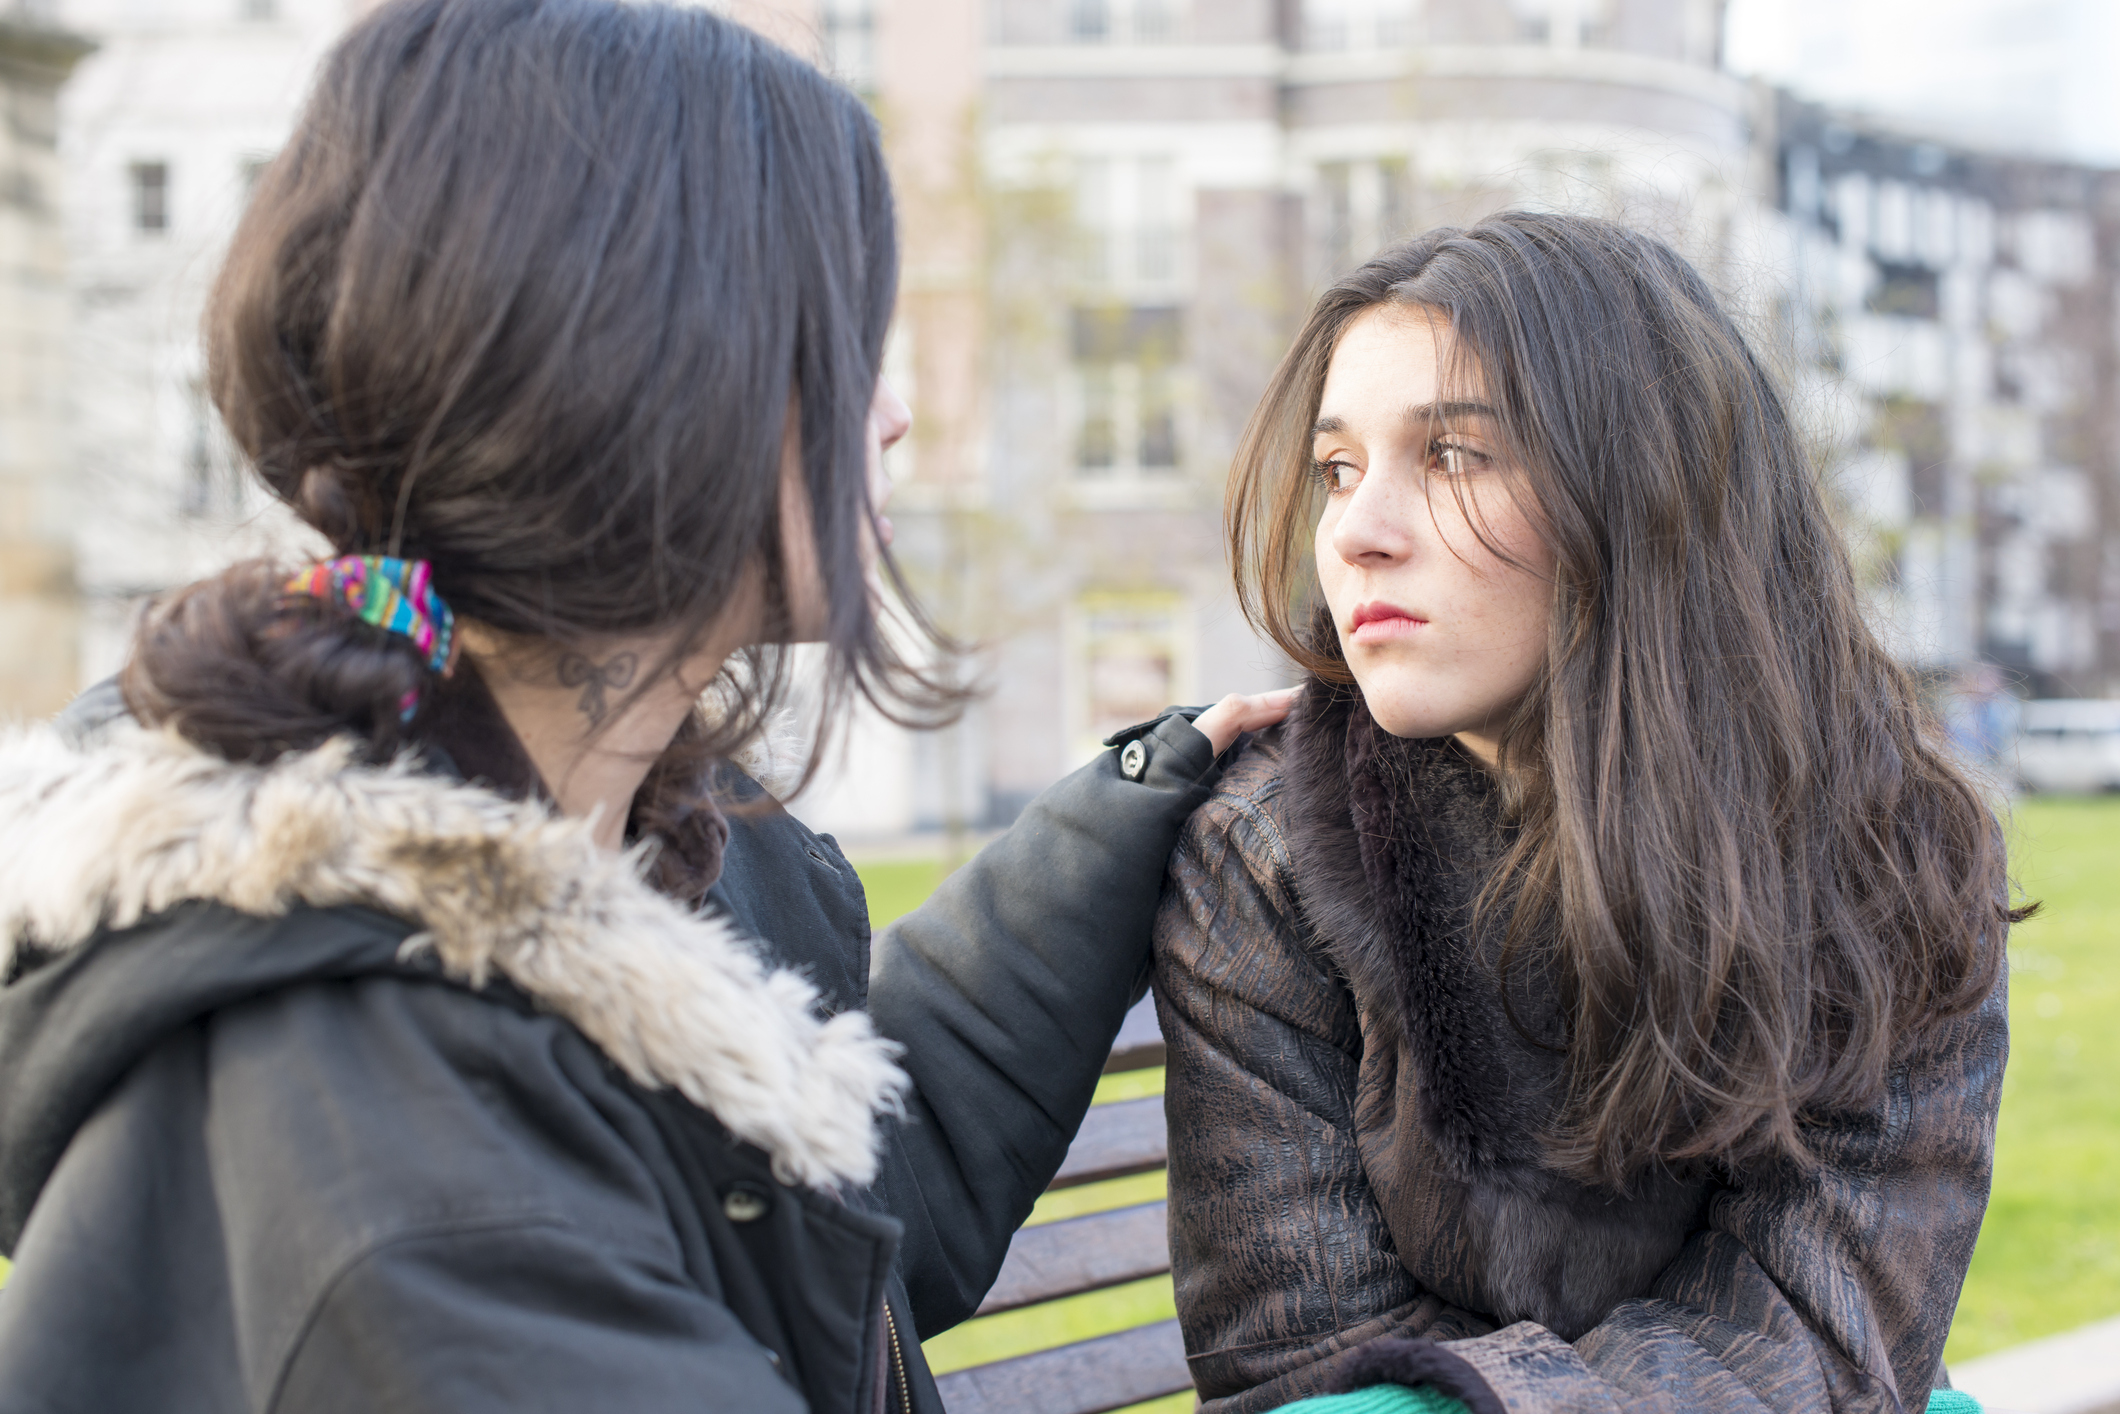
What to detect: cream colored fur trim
<box><xmin>727</xmin><ymin>706</ymin><xmax>809</xmax><ymax>801</ymax></box>
<box><xmin>0</xmin><ymin>723</ymin><xmax>906</xmax><ymax>1190</ymax></box>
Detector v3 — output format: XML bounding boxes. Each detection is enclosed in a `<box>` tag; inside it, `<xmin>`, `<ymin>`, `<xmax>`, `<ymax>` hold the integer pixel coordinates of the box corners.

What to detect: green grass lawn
<box><xmin>1945</xmin><ymin>795</ymin><xmax>2120</xmax><ymax>1361</ymax></box>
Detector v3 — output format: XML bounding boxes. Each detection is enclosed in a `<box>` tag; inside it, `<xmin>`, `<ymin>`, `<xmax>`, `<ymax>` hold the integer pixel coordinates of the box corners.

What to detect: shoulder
<box><xmin>1155</xmin><ymin>726</ymin><xmax>1363</xmax><ymax>1056</ymax></box>
<box><xmin>1168</xmin><ymin>723</ymin><xmax>1303</xmax><ymax>926</ymax></box>
<box><xmin>58</xmin><ymin>971</ymin><xmax>797</xmax><ymax>1414</ymax></box>
<box><xmin>51</xmin><ymin>677</ymin><xmax>130</xmax><ymax>748</ymax></box>
<box><xmin>1187</xmin><ymin>729</ymin><xmax>1297</xmax><ymax>886</ymax></box>
<box><xmin>202</xmin><ymin>965</ymin><xmax>686</xmax><ymax>1250</ymax></box>
<box><xmin>709</xmin><ymin>770</ymin><xmax>871</xmax><ymax>1015</ymax></box>
<box><xmin>0</xmin><ymin>721</ymin><xmax>902</xmax><ymax>1193</ymax></box>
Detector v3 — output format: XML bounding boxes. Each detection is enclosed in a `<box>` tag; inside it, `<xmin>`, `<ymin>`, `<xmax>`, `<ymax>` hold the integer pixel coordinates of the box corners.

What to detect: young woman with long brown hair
<box><xmin>1153</xmin><ymin>212</ymin><xmax>2013</xmax><ymax>1414</ymax></box>
<box><xmin>0</xmin><ymin>1</ymin><xmax>1288</xmax><ymax>1409</ymax></box>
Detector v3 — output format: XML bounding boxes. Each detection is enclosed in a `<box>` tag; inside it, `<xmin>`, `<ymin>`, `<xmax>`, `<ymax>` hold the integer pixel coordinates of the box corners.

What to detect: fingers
<box><xmin>1192</xmin><ymin>685</ymin><xmax>1301</xmax><ymax>757</ymax></box>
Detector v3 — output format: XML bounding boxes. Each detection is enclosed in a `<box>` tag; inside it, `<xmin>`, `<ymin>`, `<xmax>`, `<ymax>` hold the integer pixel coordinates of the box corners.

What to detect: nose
<box><xmin>1327</xmin><ymin>464</ymin><xmax>1422</xmax><ymax>569</ymax></box>
<box><xmin>873</xmin><ymin>376</ymin><xmax>911</xmax><ymax>451</ymax></box>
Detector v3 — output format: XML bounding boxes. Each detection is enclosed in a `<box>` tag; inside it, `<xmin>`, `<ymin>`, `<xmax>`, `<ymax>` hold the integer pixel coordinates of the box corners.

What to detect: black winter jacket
<box><xmin>0</xmin><ymin>693</ymin><xmax>1220</xmax><ymax>1414</ymax></box>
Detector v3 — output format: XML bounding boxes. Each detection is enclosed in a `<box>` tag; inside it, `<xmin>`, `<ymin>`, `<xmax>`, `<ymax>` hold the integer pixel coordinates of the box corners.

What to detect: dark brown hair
<box><xmin>1230</xmin><ymin>211</ymin><xmax>2020</xmax><ymax>1184</ymax></box>
<box><xmin>123</xmin><ymin>0</ymin><xmax>960</xmax><ymax>843</ymax></box>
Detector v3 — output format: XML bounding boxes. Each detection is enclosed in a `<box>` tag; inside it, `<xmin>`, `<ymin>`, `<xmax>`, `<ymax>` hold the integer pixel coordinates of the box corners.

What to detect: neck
<box><xmin>1452</xmin><ymin>729</ymin><xmax>1501</xmax><ymax>768</ymax></box>
<box><xmin>465</xmin><ymin>630</ymin><xmax>732</xmax><ymax>852</ymax></box>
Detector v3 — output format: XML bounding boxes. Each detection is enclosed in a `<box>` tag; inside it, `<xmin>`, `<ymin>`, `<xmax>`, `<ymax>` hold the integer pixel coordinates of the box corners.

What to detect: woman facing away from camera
<box><xmin>1154</xmin><ymin>212</ymin><xmax>2018</xmax><ymax>1414</ymax></box>
<box><xmin>0</xmin><ymin>2</ymin><xmax>1290</xmax><ymax>1410</ymax></box>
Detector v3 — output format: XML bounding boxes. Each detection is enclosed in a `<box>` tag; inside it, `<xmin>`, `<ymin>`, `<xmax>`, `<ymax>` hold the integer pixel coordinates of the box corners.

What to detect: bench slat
<box><xmin>1049</xmin><ymin>1095</ymin><xmax>1166</xmax><ymax>1190</ymax></box>
<box><xmin>977</xmin><ymin>1200</ymin><xmax>1169</xmax><ymax>1316</ymax></box>
<box><xmin>1103</xmin><ymin>995</ymin><xmax>1166</xmax><ymax>1074</ymax></box>
<box><xmin>934</xmin><ymin>1317</ymin><xmax>1191</xmax><ymax>1414</ymax></box>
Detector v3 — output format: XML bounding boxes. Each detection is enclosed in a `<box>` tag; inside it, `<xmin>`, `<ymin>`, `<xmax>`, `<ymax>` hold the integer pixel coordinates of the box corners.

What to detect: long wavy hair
<box><xmin>121</xmin><ymin>0</ymin><xmax>964</xmax><ymax>884</ymax></box>
<box><xmin>1229</xmin><ymin>211</ymin><xmax>2019</xmax><ymax>1185</ymax></box>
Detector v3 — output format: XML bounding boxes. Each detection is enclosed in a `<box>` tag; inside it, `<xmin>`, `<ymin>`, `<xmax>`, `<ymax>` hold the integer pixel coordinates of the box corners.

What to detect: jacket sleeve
<box><xmin>1154</xmin><ymin>747</ymin><xmax>2011</xmax><ymax>1414</ymax></box>
<box><xmin>864</xmin><ymin>709</ymin><xmax>1224</xmax><ymax>1335</ymax></box>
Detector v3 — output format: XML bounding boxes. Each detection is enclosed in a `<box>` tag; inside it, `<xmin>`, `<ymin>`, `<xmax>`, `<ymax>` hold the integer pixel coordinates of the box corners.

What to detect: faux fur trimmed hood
<box><xmin>0</xmin><ymin>719</ymin><xmax>907</xmax><ymax>1193</ymax></box>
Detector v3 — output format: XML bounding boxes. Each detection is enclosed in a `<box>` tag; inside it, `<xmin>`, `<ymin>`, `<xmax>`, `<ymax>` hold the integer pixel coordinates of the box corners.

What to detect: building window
<box><xmin>1071</xmin><ymin>306</ymin><xmax>1183</xmax><ymax>478</ymax></box>
<box><xmin>1075</xmin><ymin>154</ymin><xmax>1185</xmax><ymax>292</ymax></box>
<box><xmin>1867</xmin><ymin>260</ymin><xmax>1941</xmax><ymax>320</ymax></box>
<box><xmin>823</xmin><ymin>0</ymin><xmax>876</xmax><ymax>95</ymax></box>
<box><xmin>1068</xmin><ymin>592</ymin><xmax>1195</xmax><ymax>757</ymax></box>
<box><xmin>1303</xmin><ymin>0</ymin><xmax>1416</xmax><ymax>50</ymax></box>
<box><xmin>1317</xmin><ymin>157</ymin><xmax>1414</xmax><ymax>276</ymax></box>
<box><xmin>1077</xmin><ymin>365</ymin><xmax>1118</xmax><ymax>469</ymax></box>
<box><xmin>130</xmin><ymin>162</ymin><xmax>169</xmax><ymax>234</ymax></box>
<box><xmin>1506</xmin><ymin>0</ymin><xmax>1613</xmax><ymax>47</ymax></box>
<box><xmin>1138</xmin><ymin>364</ymin><xmax>1177</xmax><ymax>468</ymax></box>
<box><xmin>1072</xmin><ymin>0</ymin><xmax>1180</xmax><ymax>44</ymax></box>
<box><xmin>1132</xmin><ymin>0</ymin><xmax>1175</xmax><ymax>41</ymax></box>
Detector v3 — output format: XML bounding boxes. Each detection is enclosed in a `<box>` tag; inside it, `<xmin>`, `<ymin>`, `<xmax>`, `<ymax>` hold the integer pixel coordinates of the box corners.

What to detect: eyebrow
<box><xmin>1313</xmin><ymin>401</ymin><xmax>1499</xmax><ymax>436</ymax></box>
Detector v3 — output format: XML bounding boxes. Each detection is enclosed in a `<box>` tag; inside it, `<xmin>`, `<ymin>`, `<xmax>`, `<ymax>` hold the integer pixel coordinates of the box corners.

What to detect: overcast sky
<box><xmin>1722</xmin><ymin>0</ymin><xmax>2120</xmax><ymax>167</ymax></box>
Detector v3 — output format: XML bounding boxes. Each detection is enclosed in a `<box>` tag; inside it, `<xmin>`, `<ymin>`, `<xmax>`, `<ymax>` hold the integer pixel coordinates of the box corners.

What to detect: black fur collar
<box><xmin>1283</xmin><ymin>678</ymin><xmax>1564</xmax><ymax>1183</ymax></box>
<box><xmin>1281</xmin><ymin>678</ymin><xmax>1707</xmax><ymax>1338</ymax></box>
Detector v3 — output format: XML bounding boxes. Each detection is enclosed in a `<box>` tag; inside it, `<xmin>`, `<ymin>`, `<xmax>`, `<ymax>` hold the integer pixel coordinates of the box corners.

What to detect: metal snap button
<box><xmin>722</xmin><ymin>1185</ymin><xmax>772</xmax><ymax>1223</ymax></box>
<box><xmin>1120</xmin><ymin>739</ymin><xmax>1149</xmax><ymax>781</ymax></box>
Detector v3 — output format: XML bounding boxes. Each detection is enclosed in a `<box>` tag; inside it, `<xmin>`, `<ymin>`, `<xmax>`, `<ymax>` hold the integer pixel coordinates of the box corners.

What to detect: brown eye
<box><xmin>1430</xmin><ymin>440</ymin><xmax>1487</xmax><ymax>477</ymax></box>
<box><xmin>1310</xmin><ymin>457</ymin><xmax>1359</xmax><ymax>493</ymax></box>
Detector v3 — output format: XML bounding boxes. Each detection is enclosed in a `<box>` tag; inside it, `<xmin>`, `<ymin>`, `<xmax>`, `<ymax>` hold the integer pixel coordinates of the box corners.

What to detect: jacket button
<box><xmin>722</xmin><ymin>1186</ymin><xmax>772</xmax><ymax>1223</ymax></box>
<box><xmin>1120</xmin><ymin>739</ymin><xmax>1149</xmax><ymax>781</ymax></box>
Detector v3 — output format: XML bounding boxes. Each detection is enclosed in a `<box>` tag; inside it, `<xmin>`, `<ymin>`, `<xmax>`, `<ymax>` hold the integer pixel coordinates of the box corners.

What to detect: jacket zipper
<box><xmin>882</xmin><ymin>1301</ymin><xmax>912</xmax><ymax>1414</ymax></box>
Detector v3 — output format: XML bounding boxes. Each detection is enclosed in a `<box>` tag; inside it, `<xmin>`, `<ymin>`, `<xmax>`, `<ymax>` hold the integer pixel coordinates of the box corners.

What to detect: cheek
<box><xmin>1491</xmin><ymin>569</ymin><xmax>1552</xmax><ymax>668</ymax></box>
<box><xmin>1475</xmin><ymin>541</ymin><xmax>1555</xmax><ymax>681</ymax></box>
<box><xmin>1313</xmin><ymin>507</ymin><xmax>1347</xmax><ymax>592</ymax></box>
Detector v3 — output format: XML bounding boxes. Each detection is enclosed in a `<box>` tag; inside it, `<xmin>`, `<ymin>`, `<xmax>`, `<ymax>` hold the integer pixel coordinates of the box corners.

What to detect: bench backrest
<box><xmin>932</xmin><ymin>997</ymin><xmax>1191</xmax><ymax>1414</ymax></box>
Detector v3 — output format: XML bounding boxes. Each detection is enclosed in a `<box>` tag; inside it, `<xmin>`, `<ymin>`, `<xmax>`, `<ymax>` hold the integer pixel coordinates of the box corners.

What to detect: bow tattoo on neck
<box><xmin>557</xmin><ymin>650</ymin><xmax>640</xmax><ymax>727</ymax></box>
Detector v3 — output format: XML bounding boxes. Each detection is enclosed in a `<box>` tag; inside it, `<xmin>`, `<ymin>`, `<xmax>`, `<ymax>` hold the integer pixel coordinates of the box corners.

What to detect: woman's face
<box><xmin>1312</xmin><ymin>305</ymin><xmax>1554</xmax><ymax>763</ymax></box>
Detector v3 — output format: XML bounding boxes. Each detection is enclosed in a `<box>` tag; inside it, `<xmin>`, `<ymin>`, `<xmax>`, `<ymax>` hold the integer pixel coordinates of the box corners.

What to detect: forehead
<box><xmin>1317</xmin><ymin>305</ymin><xmax>1482</xmax><ymax>430</ymax></box>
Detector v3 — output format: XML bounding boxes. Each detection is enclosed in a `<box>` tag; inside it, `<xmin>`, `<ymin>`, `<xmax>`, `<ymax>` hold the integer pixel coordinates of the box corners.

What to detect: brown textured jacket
<box><xmin>1152</xmin><ymin>693</ymin><xmax>2009</xmax><ymax>1414</ymax></box>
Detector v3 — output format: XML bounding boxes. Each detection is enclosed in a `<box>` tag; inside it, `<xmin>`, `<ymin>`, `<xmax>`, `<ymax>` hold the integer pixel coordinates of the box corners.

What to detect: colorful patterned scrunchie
<box><xmin>284</xmin><ymin>555</ymin><xmax>459</xmax><ymax>720</ymax></box>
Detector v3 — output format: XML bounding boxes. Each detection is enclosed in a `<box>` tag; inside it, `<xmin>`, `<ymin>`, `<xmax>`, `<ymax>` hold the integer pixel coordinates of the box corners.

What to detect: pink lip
<box><xmin>1348</xmin><ymin>600</ymin><xmax>1427</xmax><ymax>645</ymax></box>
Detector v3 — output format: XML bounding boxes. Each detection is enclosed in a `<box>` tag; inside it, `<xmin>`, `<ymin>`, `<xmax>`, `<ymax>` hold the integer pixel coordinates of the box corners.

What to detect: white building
<box><xmin>0</xmin><ymin>12</ymin><xmax>94</xmax><ymax>720</ymax></box>
<box><xmin>56</xmin><ymin>0</ymin><xmax>342</xmax><ymax>683</ymax></box>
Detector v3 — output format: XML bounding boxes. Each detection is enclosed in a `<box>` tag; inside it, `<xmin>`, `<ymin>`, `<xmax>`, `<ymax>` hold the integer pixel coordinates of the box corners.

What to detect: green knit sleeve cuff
<box><xmin>1925</xmin><ymin>1392</ymin><xmax>1981</xmax><ymax>1414</ymax></box>
<box><xmin>1274</xmin><ymin>1385</ymin><xmax>1472</xmax><ymax>1414</ymax></box>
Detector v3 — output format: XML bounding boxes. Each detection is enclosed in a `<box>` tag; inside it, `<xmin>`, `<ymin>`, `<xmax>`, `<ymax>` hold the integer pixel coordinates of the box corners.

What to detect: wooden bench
<box><xmin>934</xmin><ymin>996</ymin><xmax>1193</xmax><ymax>1414</ymax></box>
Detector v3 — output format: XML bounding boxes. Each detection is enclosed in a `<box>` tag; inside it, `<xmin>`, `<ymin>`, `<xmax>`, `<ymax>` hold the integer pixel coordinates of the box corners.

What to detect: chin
<box><xmin>1352</xmin><ymin>687</ymin><xmax>1457</xmax><ymax>740</ymax></box>
<box><xmin>1367</xmin><ymin>711</ymin><xmax>1458</xmax><ymax>740</ymax></box>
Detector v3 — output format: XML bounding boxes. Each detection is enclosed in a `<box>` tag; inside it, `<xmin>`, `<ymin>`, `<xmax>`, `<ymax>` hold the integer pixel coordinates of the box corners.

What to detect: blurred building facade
<box><xmin>54</xmin><ymin>0</ymin><xmax>339</xmax><ymax>686</ymax></box>
<box><xmin>816</xmin><ymin>0</ymin><xmax>1765</xmax><ymax>834</ymax></box>
<box><xmin>12</xmin><ymin>0</ymin><xmax>2120</xmax><ymax>833</ymax></box>
<box><xmin>0</xmin><ymin>11</ymin><xmax>91</xmax><ymax>718</ymax></box>
<box><xmin>1762</xmin><ymin>95</ymin><xmax>2120</xmax><ymax>695</ymax></box>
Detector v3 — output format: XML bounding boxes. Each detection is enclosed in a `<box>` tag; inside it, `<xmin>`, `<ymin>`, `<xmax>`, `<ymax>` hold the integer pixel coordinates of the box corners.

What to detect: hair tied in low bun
<box><xmin>284</xmin><ymin>556</ymin><xmax>459</xmax><ymax>720</ymax></box>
